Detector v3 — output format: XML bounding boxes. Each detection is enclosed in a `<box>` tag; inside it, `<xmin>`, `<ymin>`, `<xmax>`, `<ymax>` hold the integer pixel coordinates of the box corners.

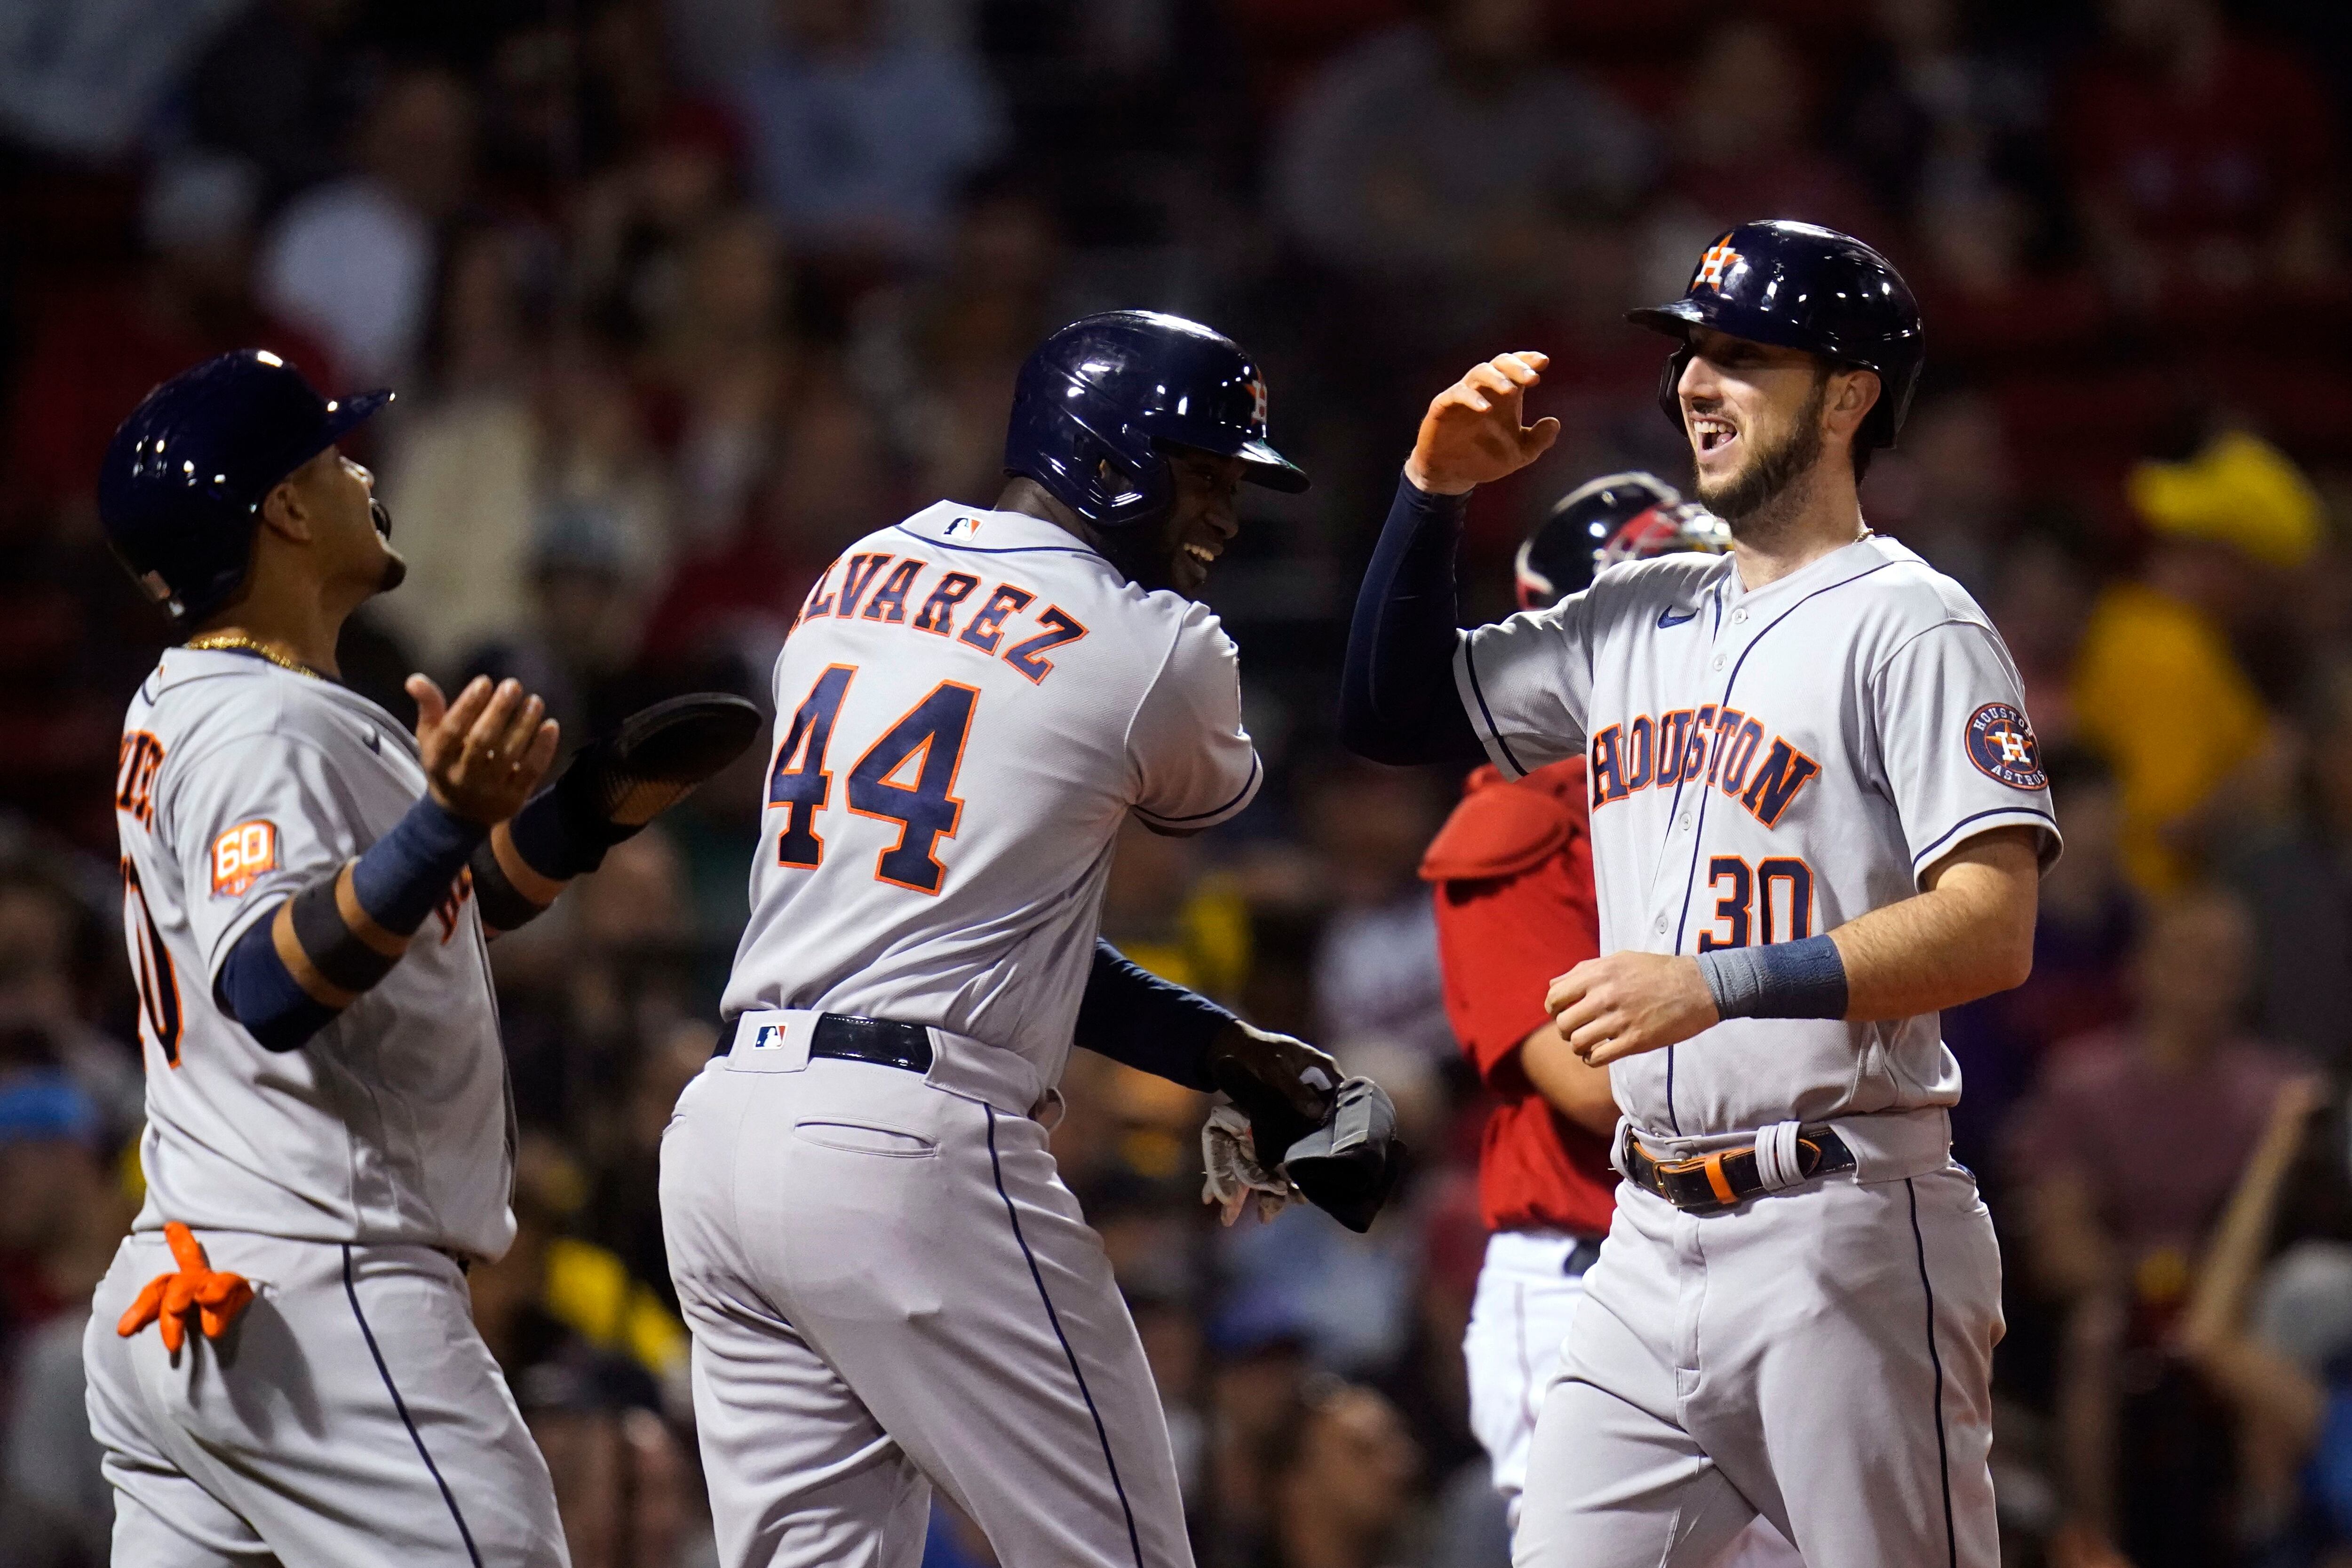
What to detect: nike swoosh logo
<box><xmin>1656</xmin><ymin>606</ymin><xmax>1698</xmax><ymax>627</ymax></box>
<box><xmin>366</xmin><ymin>730</ymin><xmax>383</xmax><ymax>753</ymax></box>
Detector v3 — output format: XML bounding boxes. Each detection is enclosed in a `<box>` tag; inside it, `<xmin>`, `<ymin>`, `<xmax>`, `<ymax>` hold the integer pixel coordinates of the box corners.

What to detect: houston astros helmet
<box><xmin>1003</xmin><ymin>310</ymin><xmax>1309</xmax><ymax>530</ymax></box>
<box><xmin>1516</xmin><ymin>471</ymin><xmax>1733</xmax><ymax>608</ymax></box>
<box><xmin>1629</xmin><ymin>219</ymin><xmax>1923</xmax><ymax>454</ymax></box>
<box><xmin>98</xmin><ymin>350</ymin><xmax>393</xmax><ymax>626</ymax></box>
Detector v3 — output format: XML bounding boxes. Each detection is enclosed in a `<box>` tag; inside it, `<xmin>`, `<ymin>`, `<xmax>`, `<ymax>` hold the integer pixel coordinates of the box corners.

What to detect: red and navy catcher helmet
<box><xmin>1514</xmin><ymin>471</ymin><xmax>1732</xmax><ymax>609</ymax></box>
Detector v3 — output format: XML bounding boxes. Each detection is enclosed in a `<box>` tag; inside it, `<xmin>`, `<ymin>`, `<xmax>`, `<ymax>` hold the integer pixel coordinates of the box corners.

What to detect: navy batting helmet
<box><xmin>98</xmin><ymin>350</ymin><xmax>392</xmax><ymax>626</ymax></box>
<box><xmin>1629</xmin><ymin>220</ymin><xmax>1923</xmax><ymax>453</ymax></box>
<box><xmin>1515</xmin><ymin>471</ymin><xmax>1732</xmax><ymax>608</ymax></box>
<box><xmin>1003</xmin><ymin>310</ymin><xmax>1308</xmax><ymax>530</ymax></box>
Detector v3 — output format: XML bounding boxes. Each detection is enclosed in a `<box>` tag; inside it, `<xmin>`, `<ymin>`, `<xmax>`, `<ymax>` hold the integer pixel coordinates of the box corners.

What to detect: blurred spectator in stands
<box><xmin>1101</xmin><ymin>818</ymin><xmax>1251</xmax><ymax>1002</ymax></box>
<box><xmin>641</xmin><ymin>209</ymin><xmax>795</xmax><ymax>550</ymax></box>
<box><xmin>1861</xmin><ymin>390</ymin><xmax>2017</xmax><ymax>595</ymax></box>
<box><xmin>4</xmin><ymin>151</ymin><xmax>336</xmax><ymax>537</ymax></box>
<box><xmin>2074</xmin><ymin>431</ymin><xmax>2326</xmax><ymax>895</ymax></box>
<box><xmin>376</xmin><ymin>223</ymin><xmax>548</xmax><ymax>671</ymax></box>
<box><xmin>0</xmin><ymin>0</ymin><xmax>241</xmax><ymax>162</ymax></box>
<box><xmin>0</xmin><ymin>1065</ymin><xmax>133</xmax><ymax>1568</ymax></box>
<box><xmin>523</xmin><ymin>1388</ymin><xmax>703</xmax><ymax>1568</ymax></box>
<box><xmin>1271</xmin><ymin>0</ymin><xmax>1652</xmax><ymax>340</ymax></box>
<box><xmin>2009</xmin><ymin>887</ymin><xmax>2303</xmax><ymax>1565</ymax></box>
<box><xmin>577</xmin><ymin>102</ymin><xmax>746</xmax><ymax>358</ymax></box>
<box><xmin>1944</xmin><ymin>748</ymin><xmax>2137</xmax><ymax>1175</ymax></box>
<box><xmin>2061</xmin><ymin>0</ymin><xmax>2339</xmax><ymax>326</ymax></box>
<box><xmin>495</xmin><ymin>830</ymin><xmax>700</xmax><ymax>1141</ymax></box>
<box><xmin>641</xmin><ymin>390</ymin><xmax>893</xmax><ymax>674</ymax></box>
<box><xmin>1262</xmin><ymin>1377</ymin><xmax>1420</xmax><ymax>1568</ymax></box>
<box><xmin>184</xmin><ymin>0</ymin><xmax>362</xmax><ymax>203</ymax></box>
<box><xmin>1829</xmin><ymin>0</ymin><xmax>2053</xmax><ymax>230</ymax></box>
<box><xmin>854</xmin><ymin>173</ymin><xmax>1065</xmax><ymax>507</ymax></box>
<box><xmin>0</xmin><ymin>853</ymin><xmax>143</xmax><ymax>1138</ymax></box>
<box><xmin>1304</xmin><ymin>759</ymin><xmax>1452</xmax><ymax>1066</ymax></box>
<box><xmin>583</xmin><ymin>1017</ymin><xmax>715</xmax><ymax>1316</ymax></box>
<box><xmin>1203</xmin><ymin>1298</ymin><xmax>1312</xmax><ymax>1566</ymax></box>
<box><xmin>1989</xmin><ymin>533</ymin><xmax>2092</xmax><ymax>752</ymax></box>
<box><xmin>469</xmin><ymin>1134</ymin><xmax>688</xmax><ymax>1410</ymax></box>
<box><xmin>730</xmin><ymin>0</ymin><xmax>1007</xmax><ymax>282</ymax></box>
<box><xmin>259</xmin><ymin>65</ymin><xmax>477</xmax><ymax>385</ymax></box>
<box><xmin>2226</xmin><ymin>666</ymin><xmax>2352</xmax><ymax>1070</ymax></box>
<box><xmin>2169</xmin><ymin>1075</ymin><xmax>2347</xmax><ymax>1565</ymax></box>
<box><xmin>1641</xmin><ymin>19</ymin><xmax>1875</xmax><ymax>298</ymax></box>
<box><xmin>0</xmin><ymin>1073</ymin><xmax>119</xmax><ymax>1568</ymax></box>
<box><xmin>463</xmin><ymin>499</ymin><xmax>656</xmax><ymax>755</ymax></box>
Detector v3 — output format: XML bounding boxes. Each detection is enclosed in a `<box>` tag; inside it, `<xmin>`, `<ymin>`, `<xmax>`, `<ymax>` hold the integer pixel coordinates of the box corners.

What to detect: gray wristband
<box><xmin>1696</xmin><ymin>935</ymin><xmax>1849</xmax><ymax>1021</ymax></box>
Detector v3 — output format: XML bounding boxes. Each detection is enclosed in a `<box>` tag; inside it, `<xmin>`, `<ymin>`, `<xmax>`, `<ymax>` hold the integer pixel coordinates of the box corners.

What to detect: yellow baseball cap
<box><xmin>2128</xmin><ymin>430</ymin><xmax>2326</xmax><ymax>570</ymax></box>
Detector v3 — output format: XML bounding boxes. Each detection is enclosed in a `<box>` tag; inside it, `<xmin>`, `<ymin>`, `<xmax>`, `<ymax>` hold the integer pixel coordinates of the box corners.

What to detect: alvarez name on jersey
<box><xmin>723</xmin><ymin>501</ymin><xmax>1261</xmax><ymax>1086</ymax></box>
<box><xmin>115</xmin><ymin>649</ymin><xmax>515</xmax><ymax>1260</ymax></box>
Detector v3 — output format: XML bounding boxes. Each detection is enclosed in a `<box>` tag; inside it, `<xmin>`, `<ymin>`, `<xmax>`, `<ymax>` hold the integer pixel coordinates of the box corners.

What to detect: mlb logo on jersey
<box><xmin>1964</xmin><ymin>702</ymin><xmax>2047</xmax><ymax>791</ymax></box>
<box><xmin>942</xmin><ymin>516</ymin><xmax>984</xmax><ymax>541</ymax></box>
<box><xmin>210</xmin><ymin>820</ymin><xmax>278</xmax><ymax>897</ymax></box>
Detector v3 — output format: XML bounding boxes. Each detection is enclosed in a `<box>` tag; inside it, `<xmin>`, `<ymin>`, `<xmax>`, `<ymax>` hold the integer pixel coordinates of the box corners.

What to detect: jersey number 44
<box><xmin>766</xmin><ymin>665</ymin><xmax>975</xmax><ymax>896</ymax></box>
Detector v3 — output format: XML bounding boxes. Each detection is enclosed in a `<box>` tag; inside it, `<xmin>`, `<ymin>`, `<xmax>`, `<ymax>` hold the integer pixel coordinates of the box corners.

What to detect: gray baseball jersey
<box><xmin>113</xmin><ymin>649</ymin><xmax>514</xmax><ymax>1261</ymax></box>
<box><xmin>721</xmin><ymin>500</ymin><xmax>1261</xmax><ymax>1080</ymax></box>
<box><xmin>1454</xmin><ymin>534</ymin><xmax>2060</xmax><ymax>1139</ymax></box>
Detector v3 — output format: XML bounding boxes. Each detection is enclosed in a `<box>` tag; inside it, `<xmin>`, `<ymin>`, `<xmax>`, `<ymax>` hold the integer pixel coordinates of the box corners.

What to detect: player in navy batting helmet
<box><xmin>1629</xmin><ymin>219</ymin><xmax>1921</xmax><ymax>505</ymax></box>
<box><xmin>98</xmin><ymin>350</ymin><xmax>398</xmax><ymax>629</ymax></box>
<box><xmin>1002</xmin><ymin>310</ymin><xmax>1308</xmax><ymax>597</ymax></box>
<box><xmin>1514</xmin><ymin>471</ymin><xmax>1733</xmax><ymax>610</ymax></box>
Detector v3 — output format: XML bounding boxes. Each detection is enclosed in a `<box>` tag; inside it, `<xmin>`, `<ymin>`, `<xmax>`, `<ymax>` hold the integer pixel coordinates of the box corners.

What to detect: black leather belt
<box><xmin>717</xmin><ymin>1013</ymin><xmax>935</xmax><ymax>1073</ymax></box>
<box><xmin>1624</xmin><ymin>1125</ymin><xmax>1854</xmax><ymax>1213</ymax></box>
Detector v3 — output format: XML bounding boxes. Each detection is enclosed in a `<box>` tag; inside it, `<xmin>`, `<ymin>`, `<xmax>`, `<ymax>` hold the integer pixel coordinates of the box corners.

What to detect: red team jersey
<box><xmin>1421</xmin><ymin>759</ymin><xmax>1619</xmax><ymax>1238</ymax></box>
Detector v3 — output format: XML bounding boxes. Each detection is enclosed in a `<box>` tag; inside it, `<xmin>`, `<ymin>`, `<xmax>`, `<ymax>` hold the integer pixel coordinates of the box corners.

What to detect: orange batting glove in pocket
<box><xmin>116</xmin><ymin>1221</ymin><xmax>255</xmax><ymax>1352</ymax></box>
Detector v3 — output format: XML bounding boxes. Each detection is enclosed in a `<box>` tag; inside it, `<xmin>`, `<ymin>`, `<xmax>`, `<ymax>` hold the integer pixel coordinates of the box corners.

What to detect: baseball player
<box><xmin>1425</xmin><ymin>474</ymin><xmax>1796</xmax><ymax>1568</ymax></box>
<box><xmin>660</xmin><ymin>310</ymin><xmax>1398</xmax><ymax>1568</ymax></box>
<box><xmin>84</xmin><ymin>349</ymin><xmax>758</xmax><ymax>1567</ymax></box>
<box><xmin>1342</xmin><ymin>221</ymin><xmax>2059</xmax><ymax>1568</ymax></box>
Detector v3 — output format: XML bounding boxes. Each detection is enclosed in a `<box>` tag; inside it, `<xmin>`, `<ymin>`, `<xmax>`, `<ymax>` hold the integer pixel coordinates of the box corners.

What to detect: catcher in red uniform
<box><xmin>1422</xmin><ymin>473</ymin><xmax>1799</xmax><ymax>1565</ymax></box>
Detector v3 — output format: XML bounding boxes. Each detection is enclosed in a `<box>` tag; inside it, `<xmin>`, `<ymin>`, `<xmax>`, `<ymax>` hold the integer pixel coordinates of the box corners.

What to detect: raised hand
<box><xmin>1404</xmin><ymin>351</ymin><xmax>1562</xmax><ymax>496</ymax></box>
<box><xmin>406</xmin><ymin>674</ymin><xmax>561</xmax><ymax>825</ymax></box>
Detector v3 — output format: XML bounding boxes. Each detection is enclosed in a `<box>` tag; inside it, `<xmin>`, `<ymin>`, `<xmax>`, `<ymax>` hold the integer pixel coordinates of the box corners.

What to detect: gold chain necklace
<box><xmin>182</xmin><ymin>634</ymin><xmax>323</xmax><ymax>681</ymax></box>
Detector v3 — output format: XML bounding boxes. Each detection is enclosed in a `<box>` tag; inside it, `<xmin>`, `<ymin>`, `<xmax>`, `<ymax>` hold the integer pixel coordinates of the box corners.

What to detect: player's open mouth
<box><xmin>1182</xmin><ymin>541</ymin><xmax>1220</xmax><ymax>565</ymax></box>
<box><xmin>1692</xmin><ymin>414</ymin><xmax>1738</xmax><ymax>454</ymax></box>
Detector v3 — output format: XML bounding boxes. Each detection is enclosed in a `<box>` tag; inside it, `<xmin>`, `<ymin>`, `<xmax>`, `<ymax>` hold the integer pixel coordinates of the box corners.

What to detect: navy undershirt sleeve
<box><xmin>1339</xmin><ymin>472</ymin><xmax>1486</xmax><ymax>766</ymax></box>
<box><xmin>1073</xmin><ymin>939</ymin><xmax>1232</xmax><ymax>1092</ymax></box>
<box><xmin>217</xmin><ymin>919</ymin><xmax>338</xmax><ymax>1051</ymax></box>
<box><xmin>215</xmin><ymin>795</ymin><xmax>485</xmax><ymax>1051</ymax></box>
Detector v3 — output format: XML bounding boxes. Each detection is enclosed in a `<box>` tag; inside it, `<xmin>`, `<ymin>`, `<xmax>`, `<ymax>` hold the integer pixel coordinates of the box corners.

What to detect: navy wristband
<box><xmin>1697</xmin><ymin>935</ymin><xmax>1849</xmax><ymax>1021</ymax></box>
<box><xmin>349</xmin><ymin>796</ymin><xmax>485</xmax><ymax>937</ymax></box>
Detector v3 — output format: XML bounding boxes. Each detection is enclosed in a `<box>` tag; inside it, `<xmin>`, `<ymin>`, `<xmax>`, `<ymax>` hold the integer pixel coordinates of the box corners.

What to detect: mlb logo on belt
<box><xmin>210</xmin><ymin>820</ymin><xmax>278</xmax><ymax>896</ymax></box>
<box><xmin>752</xmin><ymin>1023</ymin><xmax>789</xmax><ymax>1050</ymax></box>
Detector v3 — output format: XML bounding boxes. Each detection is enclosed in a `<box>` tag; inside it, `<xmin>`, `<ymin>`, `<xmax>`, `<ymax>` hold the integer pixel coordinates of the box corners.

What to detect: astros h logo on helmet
<box><xmin>1693</xmin><ymin>242</ymin><xmax>1742</xmax><ymax>292</ymax></box>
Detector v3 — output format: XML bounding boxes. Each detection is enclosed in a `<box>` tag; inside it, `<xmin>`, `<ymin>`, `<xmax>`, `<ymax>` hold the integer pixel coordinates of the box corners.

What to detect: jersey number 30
<box><xmin>766</xmin><ymin>665</ymin><xmax>976</xmax><ymax>894</ymax></box>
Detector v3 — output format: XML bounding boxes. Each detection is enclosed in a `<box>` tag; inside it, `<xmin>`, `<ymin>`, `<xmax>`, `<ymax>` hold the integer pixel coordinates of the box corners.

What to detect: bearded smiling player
<box><xmin>1343</xmin><ymin>221</ymin><xmax>2059</xmax><ymax>1568</ymax></box>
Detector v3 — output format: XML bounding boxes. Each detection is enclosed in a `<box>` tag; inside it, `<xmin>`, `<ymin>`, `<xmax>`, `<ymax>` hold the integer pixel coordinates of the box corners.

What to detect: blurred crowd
<box><xmin>3</xmin><ymin>0</ymin><xmax>2352</xmax><ymax>1564</ymax></box>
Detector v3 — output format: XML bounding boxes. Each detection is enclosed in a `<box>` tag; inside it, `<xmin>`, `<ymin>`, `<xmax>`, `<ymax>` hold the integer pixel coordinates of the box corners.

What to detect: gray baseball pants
<box><xmin>83</xmin><ymin>1228</ymin><xmax>566</xmax><ymax>1567</ymax></box>
<box><xmin>1515</xmin><ymin>1148</ymin><xmax>2001</xmax><ymax>1568</ymax></box>
<box><xmin>660</xmin><ymin>1037</ymin><xmax>1191</xmax><ymax>1568</ymax></box>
